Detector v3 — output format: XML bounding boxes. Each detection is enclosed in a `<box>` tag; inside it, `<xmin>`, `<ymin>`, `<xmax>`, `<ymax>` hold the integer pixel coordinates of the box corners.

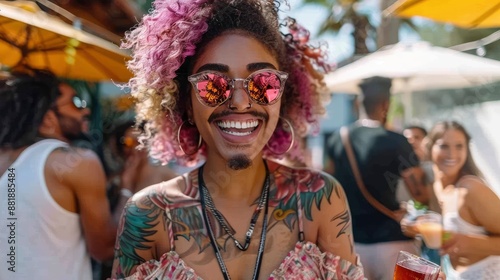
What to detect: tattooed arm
<box><xmin>111</xmin><ymin>190</ymin><xmax>166</xmax><ymax>278</ymax></box>
<box><xmin>315</xmin><ymin>173</ymin><xmax>358</xmax><ymax>265</ymax></box>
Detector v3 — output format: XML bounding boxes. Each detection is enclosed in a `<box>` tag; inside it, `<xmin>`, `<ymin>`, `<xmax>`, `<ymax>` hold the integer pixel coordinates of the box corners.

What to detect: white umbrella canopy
<box><xmin>326</xmin><ymin>42</ymin><xmax>500</xmax><ymax>95</ymax></box>
<box><xmin>325</xmin><ymin>42</ymin><xmax>500</xmax><ymax>119</ymax></box>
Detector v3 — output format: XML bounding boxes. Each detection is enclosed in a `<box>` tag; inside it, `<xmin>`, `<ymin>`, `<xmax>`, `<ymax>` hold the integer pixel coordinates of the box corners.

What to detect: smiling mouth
<box><xmin>216</xmin><ymin>120</ymin><xmax>259</xmax><ymax>136</ymax></box>
<box><xmin>443</xmin><ymin>159</ymin><xmax>458</xmax><ymax>166</ymax></box>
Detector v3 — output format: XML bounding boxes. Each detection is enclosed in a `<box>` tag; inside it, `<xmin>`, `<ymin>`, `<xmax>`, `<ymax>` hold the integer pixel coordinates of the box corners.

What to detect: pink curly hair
<box><xmin>122</xmin><ymin>0</ymin><xmax>333</xmax><ymax>166</ymax></box>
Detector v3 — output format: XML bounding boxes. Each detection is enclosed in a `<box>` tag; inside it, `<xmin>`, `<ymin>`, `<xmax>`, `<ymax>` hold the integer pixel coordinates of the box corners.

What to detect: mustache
<box><xmin>208</xmin><ymin>110</ymin><xmax>269</xmax><ymax>123</ymax></box>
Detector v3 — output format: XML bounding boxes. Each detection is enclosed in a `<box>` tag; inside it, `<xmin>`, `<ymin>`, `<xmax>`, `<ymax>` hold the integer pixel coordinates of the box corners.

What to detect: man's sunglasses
<box><xmin>59</xmin><ymin>96</ymin><xmax>87</xmax><ymax>110</ymax></box>
<box><xmin>188</xmin><ymin>69</ymin><xmax>288</xmax><ymax>107</ymax></box>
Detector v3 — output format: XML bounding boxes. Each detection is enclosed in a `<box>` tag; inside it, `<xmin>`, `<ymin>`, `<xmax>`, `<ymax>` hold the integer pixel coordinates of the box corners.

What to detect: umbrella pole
<box><xmin>402</xmin><ymin>78</ymin><xmax>413</xmax><ymax>123</ymax></box>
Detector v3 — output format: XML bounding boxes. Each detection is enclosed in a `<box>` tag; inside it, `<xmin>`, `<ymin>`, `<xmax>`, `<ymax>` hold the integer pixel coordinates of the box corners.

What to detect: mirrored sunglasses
<box><xmin>188</xmin><ymin>69</ymin><xmax>288</xmax><ymax>107</ymax></box>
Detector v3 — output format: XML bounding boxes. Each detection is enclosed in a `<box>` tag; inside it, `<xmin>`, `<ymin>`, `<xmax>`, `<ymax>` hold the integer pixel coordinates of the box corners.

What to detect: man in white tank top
<box><xmin>0</xmin><ymin>70</ymin><xmax>131</xmax><ymax>280</ymax></box>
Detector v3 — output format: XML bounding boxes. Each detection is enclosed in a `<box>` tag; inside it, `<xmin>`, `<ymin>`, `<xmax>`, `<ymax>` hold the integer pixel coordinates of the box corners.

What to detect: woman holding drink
<box><xmin>423</xmin><ymin>121</ymin><xmax>500</xmax><ymax>279</ymax></box>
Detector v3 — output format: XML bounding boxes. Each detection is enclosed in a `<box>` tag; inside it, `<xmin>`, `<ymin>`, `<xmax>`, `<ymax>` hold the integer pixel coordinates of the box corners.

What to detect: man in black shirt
<box><xmin>325</xmin><ymin>76</ymin><xmax>429</xmax><ymax>280</ymax></box>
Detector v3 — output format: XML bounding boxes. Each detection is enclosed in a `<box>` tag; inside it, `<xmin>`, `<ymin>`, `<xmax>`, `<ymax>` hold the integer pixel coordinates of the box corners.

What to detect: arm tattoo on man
<box><xmin>115</xmin><ymin>199</ymin><xmax>161</xmax><ymax>277</ymax></box>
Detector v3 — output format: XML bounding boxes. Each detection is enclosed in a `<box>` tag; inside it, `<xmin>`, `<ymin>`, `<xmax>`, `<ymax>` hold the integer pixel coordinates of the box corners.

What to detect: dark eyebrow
<box><xmin>195</xmin><ymin>62</ymin><xmax>277</xmax><ymax>74</ymax></box>
<box><xmin>247</xmin><ymin>62</ymin><xmax>277</xmax><ymax>72</ymax></box>
<box><xmin>195</xmin><ymin>63</ymin><xmax>229</xmax><ymax>73</ymax></box>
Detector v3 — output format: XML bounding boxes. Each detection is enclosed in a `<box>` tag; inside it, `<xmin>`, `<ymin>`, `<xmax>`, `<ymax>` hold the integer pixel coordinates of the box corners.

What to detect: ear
<box><xmin>382</xmin><ymin>100</ymin><xmax>390</xmax><ymax>113</ymax></box>
<box><xmin>38</xmin><ymin>110</ymin><xmax>59</xmax><ymax>136</ymax></box>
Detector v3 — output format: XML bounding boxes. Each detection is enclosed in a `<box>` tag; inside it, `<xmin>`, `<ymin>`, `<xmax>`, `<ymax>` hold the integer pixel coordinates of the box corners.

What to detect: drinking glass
<box><xmin>416</xmin><ymin>211</ymin><xmax>443</xmax><ymax>249</ymax></box>
<box><xmin>393</xmin><ymin>251</ymin><xmax>441</xmax><ymax>280</ymax></box>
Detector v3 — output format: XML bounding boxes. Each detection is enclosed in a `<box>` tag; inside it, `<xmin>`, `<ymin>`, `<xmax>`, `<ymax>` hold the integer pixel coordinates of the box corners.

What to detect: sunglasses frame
<box><xmin>188</xmin><ymin>68</ymin><xmax>288</xmax><ymax>107</ymax></box>
<box><xmin>71</xmin><ymin>96</ymin><xmax>88</xmax><ymax>109</ymax></box>
<box><xmin>58</xmin><ymin>96</ymin><xmax>88</xmax><ymax>110</ymax></box>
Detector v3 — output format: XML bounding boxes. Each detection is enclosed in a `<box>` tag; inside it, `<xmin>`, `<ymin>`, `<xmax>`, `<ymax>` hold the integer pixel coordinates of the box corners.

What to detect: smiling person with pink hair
<box><xmin>110</xmin><ymin>0</ymin><xmax>365</xmax><ymax>279</ymax></box>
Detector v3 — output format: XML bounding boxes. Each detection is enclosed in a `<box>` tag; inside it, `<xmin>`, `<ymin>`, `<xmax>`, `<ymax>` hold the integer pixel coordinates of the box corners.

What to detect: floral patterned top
<box><xmin>124</xmin><ymin>241</ymin><xmax>365</xmax><ymax>280</ymax></box>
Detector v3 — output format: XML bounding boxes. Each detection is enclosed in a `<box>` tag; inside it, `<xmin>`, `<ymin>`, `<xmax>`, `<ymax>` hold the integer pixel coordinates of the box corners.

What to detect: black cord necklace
<box><xmin>199</xmin><ymin>162</ymin><xmax>270</xmax><ymax>280</ymax></box>
<box><xmin>201</xmin><ymin>170</ymin><xmax>268</xmax><ymax>251</ymax></box>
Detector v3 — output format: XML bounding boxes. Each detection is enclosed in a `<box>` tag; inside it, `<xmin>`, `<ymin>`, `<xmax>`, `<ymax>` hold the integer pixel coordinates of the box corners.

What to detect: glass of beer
<box><xmin>393</xmin><ymin>251</ymin><xmax>441</xmax><ymax>280</ymax></box>
<box><xmin>416</xmin><ymin>211</ymin><xmax>443</xmax><ymax>249</ymax></box>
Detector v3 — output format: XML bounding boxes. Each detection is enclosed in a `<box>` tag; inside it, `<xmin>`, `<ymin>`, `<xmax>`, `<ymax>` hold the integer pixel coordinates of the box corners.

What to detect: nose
<box><xmin>446</xmin><ymin>146</ymin><xmax>457</xmax><ymax>159</ymax></box>
<box><xmin>81</xmin><ymin>107</ymin><xmax>91</xmax><ymax>117</ymax></box>
<box><xmin>228</xmin><ymin>79</ymin><xmax>251</xmax><ymax>110</ymax></box>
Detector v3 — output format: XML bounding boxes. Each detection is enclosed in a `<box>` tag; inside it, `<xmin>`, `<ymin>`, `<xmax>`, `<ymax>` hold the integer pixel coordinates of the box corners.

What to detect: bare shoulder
<box><xmin>113</xmin><ymin>172</ymin><xmax>197</xmax><ymax>277</ymax></box>
<box><xmin>458</xmin><ymin>175</ymin><xmax>500</xmax><ymax>205</ymax></box>
<box><xmin>138</xmin><ymin>169</ymin><xmax>196</xmax><ymax>201</ymax></box>
<box><xmin>45</xmin><ymin>147</ymin><xmax>105</xmax><ymax>187</ymax></box>
<box><xmin>113</xmin><ymin>188</ymin><xmax>166</xmax><ymax>277</ymax></box>
<box><xmin>46</xmin><ymin>147</ymin><xmax>103</xmax><ymax>175</ymax></box>
<box><xmin>49</xmin><ymin>146</ymin><xmax>100</xmax><ymax>161</ymax></box>
<box><xmin>456</xmin><ymin>176</ymin><xmax>500</xmax><ymax>234</ymax></box>
<box><xmin>270</xmin><ymin>165</ymin><xmax>356</xmax><ymax>263</ymax></box>
<box><xmin>270</xmin><ymin>161</ymin><xmax>346</xmax><ymax>217</ymax></box>
<box><xmin>131</xmin><ymin>174</ymin><xmax>190</xmax><ymax>210</ymax></box>
<box><xmin>122</xmin><ymin>171</ymin><xmax>197</xmax><ymax>238</ymax></box>
<box><xmin>457</xmin><ymin>176</ymin><xmax>493</xmax><ymax>197</ymax></box>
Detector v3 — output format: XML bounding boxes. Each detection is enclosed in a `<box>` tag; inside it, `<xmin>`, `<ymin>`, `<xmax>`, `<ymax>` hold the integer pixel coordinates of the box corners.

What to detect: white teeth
<box><xmin>445</xmin><ymin>160</ymin><xmax>456</xmax><ymax>164</ymax></box>
<box><xmin>225</xmin><ymin>130</ymin><xmax>253</xmax><ymax>136</ymax></box>
<box><xmin>217</xmin><ymin>120</ymin><xmax>258</xmax><ymax>129</ymax></box>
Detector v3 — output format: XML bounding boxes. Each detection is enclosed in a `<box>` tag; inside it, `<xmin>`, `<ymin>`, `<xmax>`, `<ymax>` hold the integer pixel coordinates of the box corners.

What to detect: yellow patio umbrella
<box><xmin>0</xmin><ymin>1</ymin><xmax>132</xmax><ymax>82</ymax></box>
<box><xmin>384</xmin><ymin>0</ymin><xmax>500</xmax><ymax>29</ymax></box>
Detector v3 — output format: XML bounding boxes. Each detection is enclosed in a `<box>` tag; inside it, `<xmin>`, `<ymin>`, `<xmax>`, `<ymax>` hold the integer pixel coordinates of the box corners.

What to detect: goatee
<box><xmin>227</xmin><ymin>154</ymin><xmax>252</xmax><ymax>170</ymax></box>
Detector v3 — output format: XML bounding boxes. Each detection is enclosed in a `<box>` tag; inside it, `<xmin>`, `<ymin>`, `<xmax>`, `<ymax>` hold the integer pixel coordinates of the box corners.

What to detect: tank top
<box><xmin>0</xmin><ymin>139</ymin><xmax>92</xmax><ymax>280</ymax></box>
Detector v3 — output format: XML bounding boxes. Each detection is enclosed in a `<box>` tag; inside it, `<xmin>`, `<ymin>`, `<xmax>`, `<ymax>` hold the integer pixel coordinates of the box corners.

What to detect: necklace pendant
<box><xmin>234</xmin><ymin>239</ymin><xmax>251</xmax><ymax>251</ymax></box>
<box><xmin>199</xmin><ymin>161</ymin><xmax>270</xmax><ymax>280</ymax></box>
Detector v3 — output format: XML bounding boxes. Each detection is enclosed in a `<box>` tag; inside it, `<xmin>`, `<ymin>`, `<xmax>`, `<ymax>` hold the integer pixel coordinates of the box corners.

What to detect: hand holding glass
<box><xmin>416</xmin><ymin>211</ymin><xmax>443</xmax><ymax>249</ymax></box>
<box><xmin>394</xmin><ymin>251</ymin><xmax>441</xmax><ymax>280</ymax></box>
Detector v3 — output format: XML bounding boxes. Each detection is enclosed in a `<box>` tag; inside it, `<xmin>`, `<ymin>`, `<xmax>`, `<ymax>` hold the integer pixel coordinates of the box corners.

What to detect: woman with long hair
<box><xmin>427</xmin><ymin>121</ymin><xmax>500</xmax><ymax>279</ymax></box>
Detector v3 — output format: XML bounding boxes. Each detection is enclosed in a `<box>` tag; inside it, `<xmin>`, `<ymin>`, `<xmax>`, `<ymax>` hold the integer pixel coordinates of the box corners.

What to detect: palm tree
<box><xmin>303</xmin><ymin>0</ymin><xmax>374</xmax><ymax>55</ymax></box>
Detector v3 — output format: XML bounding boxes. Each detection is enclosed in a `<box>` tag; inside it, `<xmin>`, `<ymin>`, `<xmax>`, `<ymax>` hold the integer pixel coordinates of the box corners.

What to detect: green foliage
<box><xmin>300</xmin><ymin>0</ymin><xmax>363</xmax><ymax>33</ymax></box>
<box><xmin>134</xmin><ymin>0</ymin><xmax>154</xmax><ymax>13</ymax></box>
<box><xmin>301</xmin><ymin>0</ymin><xmax>337</xmax><ymax>7</ymax></box>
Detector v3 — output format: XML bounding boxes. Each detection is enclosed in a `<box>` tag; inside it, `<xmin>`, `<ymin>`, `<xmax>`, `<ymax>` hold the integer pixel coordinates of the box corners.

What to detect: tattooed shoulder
<box><xmin>270</xmin><ymin>166</ymin><xmax>343</xmax><ymax>223</ymax></box>
<box><xmin>113</xmin><ymin>189</ymin><xmax>165</xmax><ymax>277</ymax></box>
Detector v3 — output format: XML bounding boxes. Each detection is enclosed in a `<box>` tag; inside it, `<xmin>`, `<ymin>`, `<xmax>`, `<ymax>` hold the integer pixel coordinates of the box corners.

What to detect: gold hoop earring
<box><xmin>177</xmin><ymin>120</ymin><xmax>202</xmax><ymax>156</ymax></box>
<box><xmin>266</xmin><ymin>117</ymin><xmax>295</xmax><ymax>156</ymax></box>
